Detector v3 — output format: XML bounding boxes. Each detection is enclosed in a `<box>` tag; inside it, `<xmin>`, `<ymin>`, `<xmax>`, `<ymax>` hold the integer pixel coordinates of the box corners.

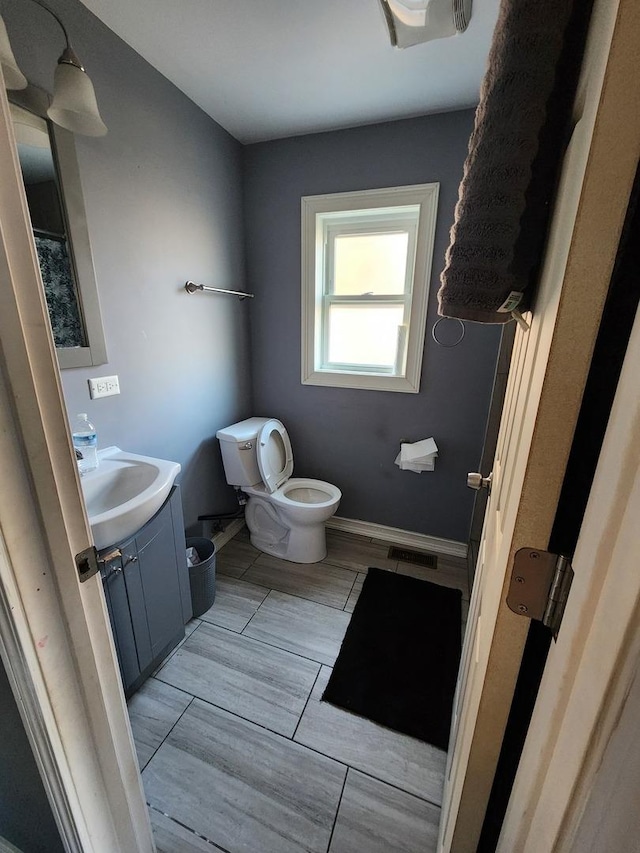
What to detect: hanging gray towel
<box><xmin>438</xmin><ymin>0</ymin><xmax>578</xmax><ymax>324</ymax></box>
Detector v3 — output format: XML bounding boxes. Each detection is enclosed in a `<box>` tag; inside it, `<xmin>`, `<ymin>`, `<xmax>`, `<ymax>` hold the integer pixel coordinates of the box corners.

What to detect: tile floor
<box><xmin>128</xmin><ymin>527</ymin><xmax>470</xmax><ymax>853</ymax></box>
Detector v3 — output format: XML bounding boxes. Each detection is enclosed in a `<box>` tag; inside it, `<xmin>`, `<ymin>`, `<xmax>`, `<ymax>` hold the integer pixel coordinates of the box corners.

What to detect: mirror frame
<box><xmin>10</xmin><ymin>84</ymin><xmax>107</xmax><ymax>369</ymax></box>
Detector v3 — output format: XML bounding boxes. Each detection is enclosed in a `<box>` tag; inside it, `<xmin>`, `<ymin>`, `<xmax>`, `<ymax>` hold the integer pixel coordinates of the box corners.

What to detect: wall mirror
<box><xmin>9</xmin><ymin>85</ymin><xmax>107</xmax><ymax>369</ymax></box>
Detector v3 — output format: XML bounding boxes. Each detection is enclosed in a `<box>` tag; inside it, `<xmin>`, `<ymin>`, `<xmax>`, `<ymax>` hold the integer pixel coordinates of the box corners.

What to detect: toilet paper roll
<box><xmin>394</xmin><ymin>437</ymin><xmax>438</xmax><ymax>472</ymax></box>
<box><xmin>395</xmin><ymin>459</ymin><xmax>436</xmax><ymax>473</ymax></box>
<box><xmin>400</xmin><ymin>437</ymin><xmax>438</xmax><ymax>462</ymax></box>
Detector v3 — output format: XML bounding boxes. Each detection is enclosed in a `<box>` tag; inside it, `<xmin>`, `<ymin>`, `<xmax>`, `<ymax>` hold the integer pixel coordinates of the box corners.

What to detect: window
<box><xmin>301</xmin><ymin>184</ymin><xmax>439</xmax><ymax>393</ymax></box>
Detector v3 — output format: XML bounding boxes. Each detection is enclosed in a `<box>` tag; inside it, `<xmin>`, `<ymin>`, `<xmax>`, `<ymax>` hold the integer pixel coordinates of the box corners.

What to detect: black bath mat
<box><xmin>322</xmin><ymin>568</ymin><xmax>462</xmax><ymax>750</ymax></box>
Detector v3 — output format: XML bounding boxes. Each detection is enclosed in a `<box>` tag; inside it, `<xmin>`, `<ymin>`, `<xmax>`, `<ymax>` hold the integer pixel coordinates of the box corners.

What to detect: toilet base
<box><xmin>249</xmin><ymin>524</ymin><xmax>327</xmax><ymax>564</ymax></box>
<box><xmin>244</xmin><ymin>483</ymin><xmax>339</xmax><ymax>564</ymax></box>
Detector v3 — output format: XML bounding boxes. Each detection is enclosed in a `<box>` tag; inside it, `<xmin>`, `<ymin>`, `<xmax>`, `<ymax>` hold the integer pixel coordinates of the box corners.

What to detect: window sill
<box><xmin>301</xmin><ymin>368</ymin><xmax>420</xmax><ymax>393</ymax></box>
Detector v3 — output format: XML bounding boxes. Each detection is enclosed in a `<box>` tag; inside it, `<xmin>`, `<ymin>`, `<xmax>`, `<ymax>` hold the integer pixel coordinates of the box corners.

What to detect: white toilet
<box><xmin>216</xmin><ymin>417</ymin><xmax>341</xmax><ymax>563</ymax></box>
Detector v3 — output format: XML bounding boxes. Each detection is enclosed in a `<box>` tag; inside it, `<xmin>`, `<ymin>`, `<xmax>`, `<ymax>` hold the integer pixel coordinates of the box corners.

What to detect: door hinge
<box><xmin>506</xmin><ymin>548</ymin><xmax>574</xmax><ymax>639</ymax></box>
<box><xmin>75</xmin><ymin>546</ymin><xmax>121</xmax><ymax>583</ymax></box>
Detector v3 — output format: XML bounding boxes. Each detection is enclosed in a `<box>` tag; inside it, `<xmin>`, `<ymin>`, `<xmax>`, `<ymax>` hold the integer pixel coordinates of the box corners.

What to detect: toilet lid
<box><xmin>257</xmin><ymin>419</ymin><xmax>294</xmax><ymax>494</ymax></box>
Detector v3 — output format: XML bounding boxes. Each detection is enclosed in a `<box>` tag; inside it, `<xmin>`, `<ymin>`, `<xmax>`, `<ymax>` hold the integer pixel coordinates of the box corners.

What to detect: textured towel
<box><xmin>438</xmin><ymin>0</ymin><xmax>580</xmax><ymax>323</ymax></box>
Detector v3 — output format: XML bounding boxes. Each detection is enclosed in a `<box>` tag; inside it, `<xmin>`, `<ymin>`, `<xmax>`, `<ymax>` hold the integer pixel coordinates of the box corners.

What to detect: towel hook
<box><xmin>432</xmin><ymin>317</ymin><xmax>465</xmax><ymax>348</ymax></box>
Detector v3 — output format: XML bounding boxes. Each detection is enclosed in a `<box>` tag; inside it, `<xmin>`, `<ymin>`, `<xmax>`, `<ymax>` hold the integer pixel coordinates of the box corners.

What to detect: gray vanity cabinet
<box><xmin>102</xmin><ymin>550</ymin><xmax>140</xmax><ymax>693</ymax></box>
<box><xmin>101</xmin><ymin>485</ymin><xmax>192</xmax><ymax>696</ymax></box>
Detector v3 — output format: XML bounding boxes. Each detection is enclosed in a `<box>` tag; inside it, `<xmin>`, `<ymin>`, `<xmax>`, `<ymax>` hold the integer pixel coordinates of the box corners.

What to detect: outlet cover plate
<box><xmin>88</xmin><ymin>375</ymin><xmax>120</xmax><ymax>399</ymax></box>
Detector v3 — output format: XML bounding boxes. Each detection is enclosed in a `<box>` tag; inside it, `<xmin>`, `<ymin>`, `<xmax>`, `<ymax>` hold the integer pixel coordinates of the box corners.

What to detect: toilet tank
<box><xmin>216</xmin><ymin>417</ymin><xmax>270</xmax><ymax>487</ymax></box>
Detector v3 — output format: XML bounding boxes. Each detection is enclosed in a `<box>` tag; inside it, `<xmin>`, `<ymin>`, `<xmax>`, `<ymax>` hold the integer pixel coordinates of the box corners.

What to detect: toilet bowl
<box><xmin>216</xmin><ymin>417</ymin><xmax>341</xmax><ymax>563</ymax></box>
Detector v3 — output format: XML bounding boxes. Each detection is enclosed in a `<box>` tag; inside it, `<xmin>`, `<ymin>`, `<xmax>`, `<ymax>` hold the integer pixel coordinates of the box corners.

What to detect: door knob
<box><xmin>467</xmin><ymin>472</ymin><xmax>492</xmax><ymax>493</ymax></box>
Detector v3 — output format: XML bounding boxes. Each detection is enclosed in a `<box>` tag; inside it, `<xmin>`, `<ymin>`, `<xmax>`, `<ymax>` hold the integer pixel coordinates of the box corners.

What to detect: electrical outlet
<box><xmin>88</xmin><ymin>375</ymin><xmax>120</xmax><ymax>399</ymax></box>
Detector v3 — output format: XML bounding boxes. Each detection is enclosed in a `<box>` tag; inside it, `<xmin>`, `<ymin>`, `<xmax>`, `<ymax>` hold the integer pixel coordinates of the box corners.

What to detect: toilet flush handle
<box><xmin>241</xmin><ymin>441</ymin><xmax>253</xmax><ymax>449</ymax></box>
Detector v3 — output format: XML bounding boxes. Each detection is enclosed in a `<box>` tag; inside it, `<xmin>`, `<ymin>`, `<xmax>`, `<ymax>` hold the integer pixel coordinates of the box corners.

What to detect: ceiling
<box><xmin>78</xmin><ymin>0</ymin><xmax>500</xmax><ymax>144</ymax></box>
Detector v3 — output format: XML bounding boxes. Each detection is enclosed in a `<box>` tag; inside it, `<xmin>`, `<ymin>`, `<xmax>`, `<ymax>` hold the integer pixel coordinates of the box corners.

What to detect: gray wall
<box><xmin>4</xmin><ymin>0</ymin><xmax>500</xmax><ymax>545</ymax></box>
<box><xmin>3</xmin><ymin>0</ymin><xmax>252</xmax><ymax>534</ymax></box>
<box><xmin>243</xmin><ymin>114</ymin><xmax>502</xmax><ymax>543</ymax></box>
<box><xmin>0</xmin><ymin>659</ymin><xmax>64</xmax><ymax>852</ymax></box>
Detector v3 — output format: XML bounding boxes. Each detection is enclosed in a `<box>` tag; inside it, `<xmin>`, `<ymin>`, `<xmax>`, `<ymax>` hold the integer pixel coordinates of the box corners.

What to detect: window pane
<box><xmin>327</xmin><ymin>303</ymin><xmax>405</xmax><ymax>368</ymax></box>
<box><xmin>333</xmin><ymin>232</ymin><xmax>409</xmax><ymax>295</ymax></box>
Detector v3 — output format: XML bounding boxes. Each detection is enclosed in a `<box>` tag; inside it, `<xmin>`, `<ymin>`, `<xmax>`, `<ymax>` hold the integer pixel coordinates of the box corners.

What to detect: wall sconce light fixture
<box><xmin>0</xmin><ymin>0</ymin><xmax>107</xmax><ymax>136</ymax></box>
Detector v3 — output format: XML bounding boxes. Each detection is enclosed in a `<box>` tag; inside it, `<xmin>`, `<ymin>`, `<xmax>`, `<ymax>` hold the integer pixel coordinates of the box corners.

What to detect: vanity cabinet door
<box><xmin>133</xmin><ymin>501</ymin><xmax>185</xmax><ymax>661</ymax></box>
<box><xmin>119</xmin><ymin>537</ymin><xmax>153</xmax><ymax>675</ymax></box>
<box><xmin>100</xmin><ymin>486</ymin><xmax>190</xmax><ymax>696</ymax></box>
<box><xmin>101</xmin><ymin>553</ymin><xmax>140</xmax><ymax>692</ymax></box>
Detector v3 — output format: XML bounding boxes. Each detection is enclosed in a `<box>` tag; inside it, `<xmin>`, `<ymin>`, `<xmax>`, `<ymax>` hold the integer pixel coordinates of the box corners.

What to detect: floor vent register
<box><xmin>387</xmin><ymin>547</ymin><xmax>438</xmax><ymax>569</ymax></box>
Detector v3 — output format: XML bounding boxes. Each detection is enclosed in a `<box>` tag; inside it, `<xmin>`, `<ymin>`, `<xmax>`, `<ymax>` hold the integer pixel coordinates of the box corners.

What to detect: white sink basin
<box><xmin>80</xmin><ymin>446</ymin><xmax>181</xmax><ymax>550</ymax></box>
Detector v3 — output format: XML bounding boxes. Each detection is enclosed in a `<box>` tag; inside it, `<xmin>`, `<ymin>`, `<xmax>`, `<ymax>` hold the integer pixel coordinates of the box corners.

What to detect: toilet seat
<box><xmin>257</xmin><ymin>419</ymin><xmax>294</xmax><ymax>493</ymax></box>
<box><xmin>243</xmin><ymin>477</ymin><xmax>340</xmax><ymax>508</ymax></box>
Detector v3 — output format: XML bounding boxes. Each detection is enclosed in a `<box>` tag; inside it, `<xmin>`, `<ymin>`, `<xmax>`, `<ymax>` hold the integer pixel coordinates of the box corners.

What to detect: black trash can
<box><xmin>185</xmin><ymin>537</ymin><xmax>216</xmax><ymax>617</ymax></box>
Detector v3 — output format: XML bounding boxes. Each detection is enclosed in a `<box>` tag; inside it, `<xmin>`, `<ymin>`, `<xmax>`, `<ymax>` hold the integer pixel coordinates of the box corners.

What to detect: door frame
<box><xmin>438</xmin><ymin>0</ymin><xmax>640</xmax><ymax>848</ymax></box>
<box><xmin>0</xmin><ymin>75</ymin><xmax>153</xmax><ymax>851</ymax></box>
<box><xmin>499</xmin><ymin>299</ymin><xmax>640</xmax><ymax>850</ymax></box>
<box><xmin>481</xmin><ymin>126</ymin><xmax>640</xmax><ymax>852</ymax></box>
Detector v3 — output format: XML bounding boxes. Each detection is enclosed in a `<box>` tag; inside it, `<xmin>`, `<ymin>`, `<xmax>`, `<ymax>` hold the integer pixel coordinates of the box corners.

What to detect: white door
<box><xmin>0</xmin><ymin>76</ymin><xmax>154</xmax><ymax>851</ymax></box>
<box><xmin>438</xmin><ymin>0</ymin><xmax>640</xmax><ymax>849</ymax></box>
<box><xmin>499</xmin><ymin>308</ymin><xmax>640</xmax><ymax>851</ymax></box>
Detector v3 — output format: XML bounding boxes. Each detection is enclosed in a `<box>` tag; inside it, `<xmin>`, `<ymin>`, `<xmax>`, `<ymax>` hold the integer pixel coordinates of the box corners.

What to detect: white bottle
<box><xmin>72</xmin><ymin>413</ymin><xmax>98</xmax><ymax>474</ymax></box>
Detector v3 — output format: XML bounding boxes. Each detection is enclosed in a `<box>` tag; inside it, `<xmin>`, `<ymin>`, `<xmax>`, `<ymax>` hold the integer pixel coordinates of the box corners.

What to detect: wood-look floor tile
<box><xmin>216</xmin><ymin>539</ymin><xmax>260</xmax><ymax>574</ymax></box>
<box><xmin>461</xmin><ymin>598</ymin><xmax>470</xmax><ymax>624</ymax></box>
<box><xmin>143</xmin><ymin>698</ymin><xmax>347</xmax><ymax>853</ymax></box>
<box><xmin>200</xmin><ymin>576</ymin><xmax>269</xmax><ymax>632</ymax></box>
<box><xmin>232</xmin><ymin>525</ymin><xmax>252</xmax><ymax>542</ymax></box>
<box><xmin>324</xmin><ymin>532</ymin><xmax>398</xmax><ymax>573</ymax></box>
<box><xmin>150</xmin><ymin>619</ymin><xmax>204</xmax><ymax>677</ymax></box>
<box><xmin>185</xmin><ymin>618</ymin><xmax>201</xmax><ymax>637</ymax></box>
<box><xmin>343</xmin><ymin>573</ymin><xmax>365</xmax><ymax>614</ymax></box>
<box><xmin>156</xmin><ymin>621</ymin><xmax>319</xmax><ymax>736</ymax></box>
<box><xmin>216</xmin><ymin>555</ymin><xmax>247</xmax><ymax>579</ymax></box>
<box><xmin>127</xmin><ymin>678</ymin><xmax>192</xmax><ymax>770</ymax></box>
<box><xmin>243</xmin><ymin>590</ymin><xmax>351</xmax><ymax>665</ymax></box>
<box><xmin>244</xmin><ymin>554</ymin><xmax>357</xmax><ymax>610</ymax></box>
<box><xmin>329</xmin><ymin>769</ymin><xmax>440</xmax><ymax>853</ymax></box>
<box><xmin>461</xmin><ymin>598</ymin><xmax>470</xmax><ymax>644</ymax></box>
<box><xmin>295</xmin><ymin>667</ymin><xmax>446</xmax><ymax>804</ymax></box>
<box><xmin>438</xmin><ymin>552</ymin><xmax>469</xmax><ymax>569</ymax></box>
<box><xmin>395</xmin><ymin>560</ymin><xmax>469</xmax><ymax>599</ymax></box>
<box><xmin>150</xmin><ymin>808</ymin><xmax>226</xmax><ymax>852</ymax></box>
<box><xmin>368</xmin><ymin>539</ymin><xmax>468</xmax><ymax>569</ymax></box>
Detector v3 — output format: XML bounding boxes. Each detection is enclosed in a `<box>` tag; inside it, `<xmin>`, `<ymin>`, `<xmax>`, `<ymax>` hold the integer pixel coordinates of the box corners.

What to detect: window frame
<box><xmin>301</xmin><ymin>183</ymin><xmax>439</xmax><ymax>393</ymax></box>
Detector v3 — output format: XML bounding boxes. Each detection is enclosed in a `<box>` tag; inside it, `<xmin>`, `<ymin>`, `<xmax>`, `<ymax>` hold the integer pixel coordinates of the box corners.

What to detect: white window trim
<box><xmin>301</xmin><ymin>183</ymin><xmax>439</xmax><ymax>393</ymax></box>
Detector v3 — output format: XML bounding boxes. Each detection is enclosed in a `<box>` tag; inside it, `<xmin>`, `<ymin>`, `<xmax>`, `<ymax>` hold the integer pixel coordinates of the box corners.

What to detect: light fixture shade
<box><xmin>0</xmin><ymin>14</ymin><xmax>27</xmax><ymax>90</ymax></box>
<box><xmin>47</xmin><ymin>61</ymin><xmax>107</xmax><ymax>137</ymax></box>
<box><xmin>382</xmin><ymin>0</ymin><xmax>472</xmax><ymax>48</ymax></box>
<box><xmin>387</xmin><ymin>0</ymin><xmax>428</xmax><ymax>28</ymax></box>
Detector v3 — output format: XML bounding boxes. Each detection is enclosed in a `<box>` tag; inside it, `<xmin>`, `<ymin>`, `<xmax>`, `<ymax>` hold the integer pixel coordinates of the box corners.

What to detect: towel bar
<box><xmin>184</xmin><ymin>280</ymin><xmax>254</xmax><ymax>300</ymax></box>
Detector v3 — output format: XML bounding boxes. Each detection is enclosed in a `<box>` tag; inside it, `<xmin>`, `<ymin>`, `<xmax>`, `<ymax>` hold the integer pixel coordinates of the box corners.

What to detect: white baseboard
<box><xmin>327</xmin><ymin>516</ymin><xmax>468</xmax><ymax>559</ymax></box>
<box><xmin>212</xmin><ymin>517</ymin><xmax>245</xmax><ymax>551</ymax></box>
<box><xmin>211</xmin><ymin>515</ymin><xmax>467</xmax><ymax>559</ymax></box>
